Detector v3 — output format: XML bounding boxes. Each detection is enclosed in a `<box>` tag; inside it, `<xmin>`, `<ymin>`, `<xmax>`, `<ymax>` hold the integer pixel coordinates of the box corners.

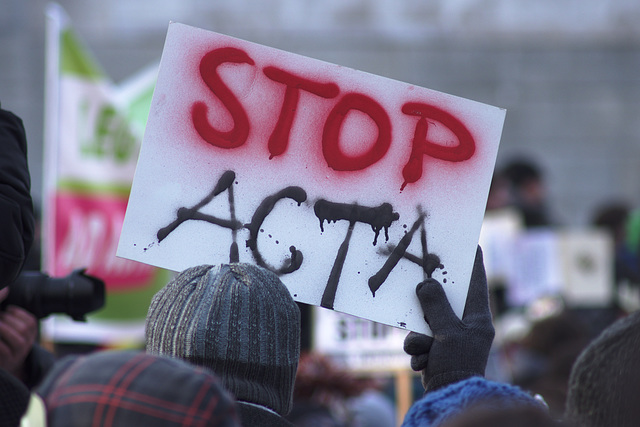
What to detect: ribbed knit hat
<box><xmin>145</xmin><ymin>263</ymin><xmax>301</xmax><ymax>416</ymax></box>
<box><xmin>565</xmin><ymin>310</ymin><xmax>640</xmax><ymax>427</ymax></box>
<box><xmin>401</xmin><ymin>377</ymin><xmax>547</xmax><ymax>427</ymax></box>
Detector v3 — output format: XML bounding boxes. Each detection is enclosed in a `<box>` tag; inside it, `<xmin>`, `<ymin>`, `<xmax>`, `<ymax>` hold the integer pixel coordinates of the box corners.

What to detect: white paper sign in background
<box><xmin>117</xmin><ymin>23</ymin><xmax>505</xmax><ymax>334</ymax></box>
<box><xmin>313</xmin><ymin>308</ymin><xmax>410</xmax><ymax>372</ymax></box>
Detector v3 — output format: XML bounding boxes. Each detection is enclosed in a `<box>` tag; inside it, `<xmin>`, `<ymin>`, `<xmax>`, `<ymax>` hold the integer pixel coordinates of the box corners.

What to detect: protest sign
<box><xmin>313</xmin><ymin>307</ymin><xmax>410</xmax><ymax>372</ymax></box>
<box><xmin>505</xmin><ymin>228</ymin><xmax>614</xmax><ymax>308</ymax></box>
<box><xmin>42</xmin><ymin>4</ymin><xmax>167</xmax><ymax>344</ymax></box>
<box><xmin>559</xmin><ymin>229</ymin><xmax>613</xmax><ymax>306</ymax></box>
<box><xmin>117</xmin><ymin>22</ymin><xmax>505</xmax><ymax>334</ymax></box>
<box><xmin>479</xmin><ymin>208</ymin><xmax>523</xmax><ymax>285</ymax></box>
<box><xmin>506</xmin><ymin>229</ymin><xmax>563</xmax><ymax>306</ymax></box>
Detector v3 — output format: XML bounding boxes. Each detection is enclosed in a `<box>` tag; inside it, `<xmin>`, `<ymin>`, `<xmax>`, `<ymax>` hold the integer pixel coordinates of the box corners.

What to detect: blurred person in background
<box><xmin>591</xmin><ymin>201</ymin><xmax>640</xmax><ymax>287</ymax></box>
<box><xmin>507</xmin><ymin>311</ymin><xmax>590</xmax><ymax>418</ymax></box>
<box><xmin>485</xmin><ymin>171</ymin><xmax>512</xmax><ymax>213</ymax></box>
<box><xmin>287</xmin><ymin>352</ymin><xmax>395</xmax><ymax>427</ymax></box>
<box><xmin>501</xmin><ymin>158</ymin><xmax>554</xmax><ymax>228</ymax></box>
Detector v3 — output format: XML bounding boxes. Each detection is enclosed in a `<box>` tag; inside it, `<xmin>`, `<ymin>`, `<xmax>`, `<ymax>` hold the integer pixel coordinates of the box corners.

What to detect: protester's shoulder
<box><xmin>402</xmin><ymin>377</ymin><xmax>544</xmax><ymax>427</ymax></box>
<box><xmin>237</xmin><ymin>402</ymin><xmax>295</xmax><ymax>427</ymax></box>
<box><xmin>0</xmin><ymin>108</ymin><xmax>26</xmax><ymax>135</ymax></box>
<box><xmin>0</xmin><ymin>107</ymin><xmax>20</xmax><ymax>121</ymax></box>
<box><xmin>0</xmin><ymin>107</ymin><xmax>29</xmax><ymax>160</ymax></box>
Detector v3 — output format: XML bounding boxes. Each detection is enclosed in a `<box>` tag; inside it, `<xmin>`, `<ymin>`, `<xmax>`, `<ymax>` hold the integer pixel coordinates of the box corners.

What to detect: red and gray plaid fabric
<box><xmin>36</xmin><ymin>350</ymin><xmax>241</xmax><ymax>427</ymax></box>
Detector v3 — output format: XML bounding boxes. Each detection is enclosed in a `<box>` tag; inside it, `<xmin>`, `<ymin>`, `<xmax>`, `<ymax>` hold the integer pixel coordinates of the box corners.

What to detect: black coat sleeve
<box><xmin>22</xmin><ymin>344</ymin><xmax>56</xmax><ymax>389</ymax></box>
<box><xmin>0</xmin><ymin>108</ymin><xmax>35</xmax><ymax>289</ymax></box>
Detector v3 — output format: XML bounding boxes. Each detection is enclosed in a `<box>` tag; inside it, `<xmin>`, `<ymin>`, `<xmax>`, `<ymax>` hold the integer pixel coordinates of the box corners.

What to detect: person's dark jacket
<box><xmin>0</xmin><ymin>367</ymin><xmax>31</xmax><ymax>426</ymax></box>
<box><xmin>0</xmin><ymin>107</ymin><xmax>34</xmax><ymax>289</ymax></box>
<box><xmin>23</xmin><ymin>344</ymin><xmax>56</xmax><ymax>389</ymax></box>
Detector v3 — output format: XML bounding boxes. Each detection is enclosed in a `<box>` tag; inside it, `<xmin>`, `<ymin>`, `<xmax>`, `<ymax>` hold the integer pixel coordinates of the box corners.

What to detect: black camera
<box><xmin>1</xmin><ymin>269</ymin><xmax>105</xmax><ymax>321</ymax></box>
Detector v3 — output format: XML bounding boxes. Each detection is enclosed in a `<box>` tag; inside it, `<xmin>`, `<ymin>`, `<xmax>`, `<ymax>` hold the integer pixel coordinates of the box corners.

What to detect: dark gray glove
<box><xmin>403</xmin><ymin>246</ymin><xmax>495</xmax><ymax>392</ymax></box>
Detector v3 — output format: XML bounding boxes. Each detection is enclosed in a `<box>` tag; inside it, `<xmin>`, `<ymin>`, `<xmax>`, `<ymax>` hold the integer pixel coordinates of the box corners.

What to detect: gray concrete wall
<box><xmin>2</xmin><ymin>0</ymin><xmax>639</xmax><ymax>226</ymax></box>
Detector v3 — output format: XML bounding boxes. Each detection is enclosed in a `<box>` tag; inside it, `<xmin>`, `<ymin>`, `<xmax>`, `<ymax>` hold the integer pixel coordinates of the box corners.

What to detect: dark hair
<box><xmin>502</xmin><ymin>159</ymin><xmax>542</xmax><ymax>188</ymax></box>
<box><xmin>440</xmin><ymin>403</ymin><xmax>560</xmax><ymax>427</ymax></box>
<box><xmin>591</xmin><ymin>202</ymin><xmax>630</xmax><ymax>241</ymax></box>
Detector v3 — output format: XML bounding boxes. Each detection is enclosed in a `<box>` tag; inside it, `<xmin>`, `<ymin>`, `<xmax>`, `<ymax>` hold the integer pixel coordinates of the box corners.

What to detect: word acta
<box><xmin>157</xmin><ymin>170</ymin><xmax>442</xmax><ymax>310</ymax></box>
<box><xmin>191</xmin><ymin>47</ymin><xmax>476</xmax><ymax>190</ymax></box>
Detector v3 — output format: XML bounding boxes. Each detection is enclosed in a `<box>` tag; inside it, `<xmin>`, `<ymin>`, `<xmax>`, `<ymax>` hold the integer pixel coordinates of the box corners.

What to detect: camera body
<box><xmin>1</xmin><ymin>269</ymin><xmax>105</xmax><ymax>321</ymax></box>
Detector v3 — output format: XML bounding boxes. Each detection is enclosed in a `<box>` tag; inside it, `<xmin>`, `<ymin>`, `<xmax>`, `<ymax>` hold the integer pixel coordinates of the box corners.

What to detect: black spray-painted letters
<box><xmin>156</xmin><ymin>170</ymin><xmax>442</xmax><ymax>311</ymax></box>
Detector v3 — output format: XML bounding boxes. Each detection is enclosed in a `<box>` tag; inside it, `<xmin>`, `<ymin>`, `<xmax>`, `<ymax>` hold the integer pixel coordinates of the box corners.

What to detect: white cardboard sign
<box><xmin>505</xmin><ymin>229</ymin><xmax>614</xmax><ymax>308</ymax></box>
<box><xmin>559</xmin><ymin>229</ymin><xmax>614</xmax><ymax>306</ymax></box>
<box><xmin>117</xmin><ymin>22</ymin><xmax>505</xmax><ymax>334</ymax></box>
<box><xmin>313</xmin><ymin>308</ymin><xmax>410</xmax><ymax>372</ymax></box>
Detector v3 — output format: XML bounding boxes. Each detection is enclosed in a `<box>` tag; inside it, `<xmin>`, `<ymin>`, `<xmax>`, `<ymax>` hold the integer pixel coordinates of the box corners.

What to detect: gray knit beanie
<box><xmin>565</xmin><ymin>310</ymin><xmax>640</xmax><ymax>427</ymax></box>
<box><xmin>145</xmin><ymin>263</ymin><xmax>301</xmax><ymax>416</ymax></box>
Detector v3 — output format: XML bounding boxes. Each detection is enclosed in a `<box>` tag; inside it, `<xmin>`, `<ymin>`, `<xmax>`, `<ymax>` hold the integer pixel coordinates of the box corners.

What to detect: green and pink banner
<box><xmin>42</xmin><ymin>3</ymin><xmax>168</xmax><ymax>345</ymax></box>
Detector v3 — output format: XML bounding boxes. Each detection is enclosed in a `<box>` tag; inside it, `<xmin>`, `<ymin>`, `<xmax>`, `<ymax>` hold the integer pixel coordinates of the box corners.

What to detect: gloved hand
<box><xmin>403</xmin><ymin>246</ymin><xmax>495</xmax><ymax>392</ymax></box>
